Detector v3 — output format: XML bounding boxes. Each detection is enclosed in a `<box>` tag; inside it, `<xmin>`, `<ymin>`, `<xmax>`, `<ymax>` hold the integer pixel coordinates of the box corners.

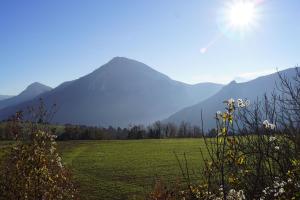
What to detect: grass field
<box><xmin>0</xmin><ymin>139</ymin><xmax>208</xmax><ymax>200</ymax></box>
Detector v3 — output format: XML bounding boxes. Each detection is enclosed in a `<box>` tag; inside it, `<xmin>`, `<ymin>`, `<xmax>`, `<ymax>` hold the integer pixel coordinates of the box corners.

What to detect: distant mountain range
<box><xmin>0</xmin><ymin>57</ymin><xmax>222</xmax><ymax>127</ymax></box>
<box><xmin>0</xmin><ymin>57</ymin><xmax>295</xmax><ymax>128</ymax></box>
<box><xmin>165</xmin><ymin>67</ymin><xmax>297</xmax><ymax>130</ymax></box>
<box><xmin>0</xmin><ymin>82</ymin><xmax>52</xmax><ymax>110</ymax></box>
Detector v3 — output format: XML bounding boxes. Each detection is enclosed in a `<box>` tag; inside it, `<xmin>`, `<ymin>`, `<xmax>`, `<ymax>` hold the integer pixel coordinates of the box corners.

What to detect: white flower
<box><xmin>219</xmin><ymin>185</ymin><xmax>223</xmax><ymax>191</ymax></box>
<box><xmin>224</xmin><ymin>98</ymin><xmax>235</xmax><ymax>106</ymax></box>
<box><xmin>226</xmin><ymin>189</ymin><xmax>246</xmax><ymax>200</ymax></box>
<box><xmin>278</xmin><ymin>188</ymin><xmax>285</xmax><ymax>194</ymax></box>
<box><xmin>238</xmin><ymin>190</ymin><xmax>245</xmax><ymax>199</ymax></box>
<box><xmin>236</xmin><ymin>98</ymin><xmax>250</xmax><ymax>108</ymax></box>
<box><xmin>275</xmin><ymin>146</ymin><xmax>280</xmax><ymax>150</ymax></box>
<box><xmin>229</xmin><ymin>189</ymin><xmax>236</xmax><ymax>194</ymax></box>
<box><xmin>57</xmin><ymin>156</ymin><xmax>62</xmax><ymax>162</ymax></box>
<box><xmin>279</xmin><ymin>181</ymin><xmax>286</xmax><ymax>187</ymax></box>
<box><xmin>52</xmin><ymin>134</ymin><xmax>58</xmax><ymax>139</ymax></box>
<box><xmin>245</xmin><ymin>99</ymin><xmax>250</xmax><ymax>106</ymax></box>
<box><xmin>237</xmin><ymin>98</ymin><xmax>244</xmax><ymax>106</ymax></box>
<box><xmin>50</xmin><ymin>146</ymin><xmax>56</xmax><ymax>154</ymax></box>
<box><xmin>269</xmin><ymin>136</ymin><xmax>276</xmax><ymax>142</ymax></box>
<box><xmin>263</xmin><ymin>120</ymin><xmax>276</xmax><ymax>130</ymax></box>
<box><xmin>57</xmin><ymin>161</ymin><xmax>63</xmax><ymax>168</ymax></box>
<box><xmin>263</xmin><ymin>120</ymin><xmax>269</xmax><ymax>127</ymax></box>
<box><xmin>237</xmin><ymin>99</ymin><xmax>246</xmax><ymax>108</ymax></box>
<box><xmin>228</xmin><ymin>98</ymin><xmax>235</xmax><ymax>105</ymax></box>
<box><xmin>269</xmin><ymin>123</ymin><xmax>276</xmax><ymax>130</ymax></box>
<box><xmin>274</xmin><ymin>180</ymin><xmax>279</xmax><ymax>188</ymax></box>
<box><xmin>216</xmin><ymin>111</ymin><xmax>222</xmax><ymax>119</ymax></box>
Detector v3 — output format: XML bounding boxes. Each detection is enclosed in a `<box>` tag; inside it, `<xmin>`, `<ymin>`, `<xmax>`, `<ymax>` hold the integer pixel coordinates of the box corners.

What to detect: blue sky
<box><xmin>1</xmin><ymin>0</ymin><xmax>299</xmax><ymax>95</ymax></box>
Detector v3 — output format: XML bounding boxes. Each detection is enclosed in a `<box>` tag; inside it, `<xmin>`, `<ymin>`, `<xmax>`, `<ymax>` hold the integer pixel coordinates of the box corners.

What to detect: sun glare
<box><xmin>229</xmin><ymin>1</ymin><xmax>255</xmax><ymax>27</ymax></box>
<box><xmin>215</xmin><ymin>0</ymin><xmax>261</xmax><ymax>41</ymax></box>
<box><xmin>202</xmin><ymin>0</ymin><xmax>263</xmax><ymax>52</ymax></box>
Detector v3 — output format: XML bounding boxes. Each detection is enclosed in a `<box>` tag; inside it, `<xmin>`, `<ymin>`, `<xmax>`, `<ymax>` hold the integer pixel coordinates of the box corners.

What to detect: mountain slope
<box><xmin>0</xmin><ymin>82</ymin><xmax>52</xmax><ymax>110</ymax></box>
<box><xmin>166</xmin><ymin>67</ymin><xmax>297</xmax><ymax>129</ymax></box>
<box><xmin>0</xmin><ymin>57</ymin><xmax>222</xmax><ymax>127</ymax></box>
<box><xmin>0</xmin><ymin>95</ymin><xmax>13</xmax><ymax>101</ymax></box>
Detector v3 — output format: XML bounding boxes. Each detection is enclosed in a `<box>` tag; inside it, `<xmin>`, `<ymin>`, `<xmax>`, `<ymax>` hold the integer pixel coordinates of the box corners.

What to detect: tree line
<box><xmin>0</xmin><ymin>120</ymin><xmax>205</xmax><ymax>140</ymax></box>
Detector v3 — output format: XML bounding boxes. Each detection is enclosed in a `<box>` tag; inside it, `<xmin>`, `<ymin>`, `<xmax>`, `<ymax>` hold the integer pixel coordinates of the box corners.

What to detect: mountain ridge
<box><xmin>0</xmin><ymin>57</ymin><xmax>222</xmax><ymax>127</ymax></box>
<box><xmin>0</xmin><ymin>82</ymin><xmax>52</xmax><ymax>110</ymax></box>
<box><xmin>165</xmin><ymin>67</ymin><xmax>298</xmax><ymax>130</ymax></box>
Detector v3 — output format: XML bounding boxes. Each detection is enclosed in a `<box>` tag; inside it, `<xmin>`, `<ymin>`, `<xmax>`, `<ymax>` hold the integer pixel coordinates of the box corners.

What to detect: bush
<box><xmin>0</xmin><ymin>105</ymin><xmax>78</xmax><ymax>200</ymax></box>
<box><xmin>149</xmin><ymin>68</ymin><xmax>300</xmax><ymax>200</ymax></box>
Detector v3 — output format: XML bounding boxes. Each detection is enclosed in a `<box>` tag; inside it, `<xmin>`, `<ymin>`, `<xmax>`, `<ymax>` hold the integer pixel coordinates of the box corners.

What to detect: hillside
<box><xmin>0</xmin><ymin>95</ymin><xmax>13</xmax><ymax>101</ymax></box>
<box><xmin>166</xmin><ymin>67</ymin><xmax>297</xmax><ymax>129</ymax></box>
<box><xmin>0</xmin><ymin>82</ymin><xmax>52</xmax><ymax>110</ymax></box>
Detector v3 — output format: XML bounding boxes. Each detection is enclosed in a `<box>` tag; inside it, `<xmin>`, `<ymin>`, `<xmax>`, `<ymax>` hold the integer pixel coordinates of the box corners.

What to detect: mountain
<box><xmin>0</xmin><ymin>95</ymin><xmax>13</xmax><ymax>101</ymax></box>
<box><xmin>166</xmin><ymin>67</ymin><xmax>297</xmax><ymax>130</ymax></box>
<box><xmin>0</xmin><ymin>57</ymin><xmax>222</xmax><ymax>127</ymax></box>
<box><xmin>0</xmin><ymin>82</ymin><xmax>52</xmax><ymax>110</ymax></box>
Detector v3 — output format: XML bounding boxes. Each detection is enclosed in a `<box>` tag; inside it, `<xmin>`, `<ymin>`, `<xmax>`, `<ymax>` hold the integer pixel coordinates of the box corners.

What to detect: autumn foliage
<box><xmin>0</xmin><ymin>108</ymin><xmax>78</xmax><ymax>199</ymax></box>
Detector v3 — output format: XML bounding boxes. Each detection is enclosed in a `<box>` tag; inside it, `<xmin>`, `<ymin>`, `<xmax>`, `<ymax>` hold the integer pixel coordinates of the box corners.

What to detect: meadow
<box><xmin>0</xmin><ymin>139</ymin><xmax>208</xmax><ymax>200</ymax></box>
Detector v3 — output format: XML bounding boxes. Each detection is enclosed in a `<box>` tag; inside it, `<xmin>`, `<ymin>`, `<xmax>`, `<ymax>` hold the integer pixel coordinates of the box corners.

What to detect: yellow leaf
<box><xmin>222</xmin><ymin>127</ymin><xmax>226</xmax><ymax>134</ymax></box>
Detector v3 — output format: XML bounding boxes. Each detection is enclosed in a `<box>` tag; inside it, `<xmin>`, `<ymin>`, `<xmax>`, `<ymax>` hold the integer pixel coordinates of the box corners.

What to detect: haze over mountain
<box><xmin>166</xmin><ymin>67</ymin><xmax>297</xmax><ymax>130</ymax></box>
<box><xmin>0</xmin><ymin>57</ymin><xmax>222</xmax><ymax>127</ymax></box>
<box><xmin>0</xmin><ymin>95</ymin><xmax>13</xmax><ymax>101</ymax></box>
<box><xmin>0</xmin><ymin>82</ymin><xmax>52</xmax><ymax>110</ymax></box>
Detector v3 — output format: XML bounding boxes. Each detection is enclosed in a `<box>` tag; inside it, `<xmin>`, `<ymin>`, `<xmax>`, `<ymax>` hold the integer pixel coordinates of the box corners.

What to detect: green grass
<box><xmin>1</xmin><ymin>139</ymin><xmax>208</xmax><ymax>200</ymax></box>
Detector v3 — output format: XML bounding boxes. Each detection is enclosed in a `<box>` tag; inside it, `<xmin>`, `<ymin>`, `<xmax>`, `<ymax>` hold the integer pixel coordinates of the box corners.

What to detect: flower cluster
<box><xmin>258</xmin><ymin>176</ymin><xmax>300</xmax><ymax>200</ymax></box>
<box><xmin>237</xmin><ymin>99</ymin><xmax>250</xmax><ymax>108</ymax></box>
<box><xmin>268</xmin><ymin>136</ymin><xmax>280</xmax><ymax>150</ymax></box>
<box><xmin>185</xmin><ymin>184</ymin><xmax>246</xmax><ymax>200</ymax></box>
<box><xmin>269</xmin><ymin>136</ymin><xmax>276</xmax><ymax>142</ymax></box>
<box><xmin>222</xmin><ymin>98</ymin><xmax>250</xmax><ymax>109</ymax></box>
<box><xmin>216</xmin><ymin>98</ymin><xmax>249</xmax><ymax>136</ymax></box>
<box><xmin>263</xmin><ymin>120</ymin><xmax>276</xmax><ymax>130</ymax></box>
<box><xmin>226</xmin><ymin>189</ymin><xmax>245</xmax><ymax>200</ymax></box>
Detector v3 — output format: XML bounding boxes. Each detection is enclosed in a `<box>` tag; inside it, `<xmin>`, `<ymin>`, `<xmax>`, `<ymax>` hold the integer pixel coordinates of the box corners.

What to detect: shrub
<box><xmin>0</xmin><ymin>104</ymin><xmax>78</xmax><ymax>200</ymax></box>
<box><xmin>149</xmin><ymin>68</ymin><xmax>300</xmax><ymax>200</ymax></box>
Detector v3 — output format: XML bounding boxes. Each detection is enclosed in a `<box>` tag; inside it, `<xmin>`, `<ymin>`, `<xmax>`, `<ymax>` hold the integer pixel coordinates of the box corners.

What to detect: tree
<box><xmin>178</xmin><ymin>121</ymin><xmax>191</xmax><ymax>137</ymax></box>
<box><xmin>128</xmin><ymin>125</ymin><xmax>145</xmax><ymax>139</ymax></box>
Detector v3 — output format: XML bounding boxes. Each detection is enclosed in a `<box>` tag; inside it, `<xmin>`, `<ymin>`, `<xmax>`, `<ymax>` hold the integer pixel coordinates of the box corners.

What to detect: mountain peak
<box><xmin>106</xmin><ymin>57</ymin><xmax>146</xmax><ymax>68</ymax></box>
<box><xmin>20</xmin><ymin>82</ymin><xmax>52</xmax><ymax>98</ymax></box>
<box><xmin>0</xmin><ymin>82</ymin><xmax>52</xmax><ymax>110</ymax></box>
<box><xmin>89</xmin><ymin>57</ymin><xmax>169</xmax><ymax>82</ymax></box>
<box><xmin>110</xmin><ymin>56</ymin><xmax>131</xmax><ymax>62</ymax></box>
<box><xmin>229</xmin><ymin>80</ymin><xmax>237</xmax><ymax>85</ymax></box>
<box><xmin>26</xmin><ymin>82</ymin><xmax>50</xmax><ymax>90</ymax></box>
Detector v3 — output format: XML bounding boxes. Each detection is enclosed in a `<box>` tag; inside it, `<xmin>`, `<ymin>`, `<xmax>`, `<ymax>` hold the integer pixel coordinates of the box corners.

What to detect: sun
<box><xmin>229</xmin><ymin>1</ymin><xmax>256</xmax><ymax>28</ymax></box>
<box><xmin>216</xmin><ymin>0</ymin><xmax>261</xmax><ymax>40</ymax></box>
<box><xmin>201</xmin><ymin>0</ymin><xmax>262</xmax><ymax>52</ymax></box>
